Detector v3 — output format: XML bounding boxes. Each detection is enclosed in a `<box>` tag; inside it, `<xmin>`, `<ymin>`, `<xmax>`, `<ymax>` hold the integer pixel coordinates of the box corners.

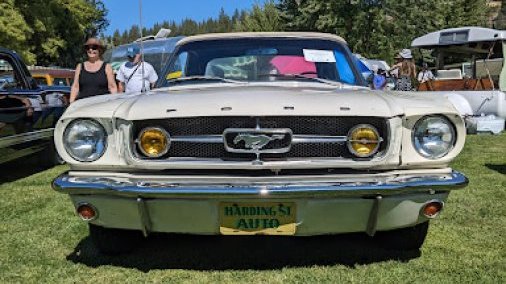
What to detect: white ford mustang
<box><xmin>52</xmin><ymin>32</ymin><xmax>468</xmax><ymax>255</ymax></box>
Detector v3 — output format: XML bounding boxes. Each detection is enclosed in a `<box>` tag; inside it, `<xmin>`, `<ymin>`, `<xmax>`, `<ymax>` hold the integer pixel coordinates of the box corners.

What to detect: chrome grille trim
<box><xmin>292</xmin><ymin>135</ymin><xmax>347</xmax><ymax>144</ymax></box>
<box><xmin>171</xmin><ymin>135</ymin><xmax>223</xmax><ymax>143</ymax></box>
<box><xmin>170</xmin><ymin>134</ymin><xmax>348</xmax><ymax>144</ymax></box>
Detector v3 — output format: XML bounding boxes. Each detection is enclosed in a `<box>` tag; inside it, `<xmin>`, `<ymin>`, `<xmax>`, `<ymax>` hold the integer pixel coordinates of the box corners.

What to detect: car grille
<box><xmin>132</xmin><ymin>116</ymin><xmax>388</xmax><ymax>160</ymax></box>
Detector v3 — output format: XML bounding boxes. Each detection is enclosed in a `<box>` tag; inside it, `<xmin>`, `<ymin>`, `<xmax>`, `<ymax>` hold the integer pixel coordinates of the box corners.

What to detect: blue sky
<box><xmin>102</xmin><ymin>0</ymin><xmax>258</xmax><ymax>35</ymax></box>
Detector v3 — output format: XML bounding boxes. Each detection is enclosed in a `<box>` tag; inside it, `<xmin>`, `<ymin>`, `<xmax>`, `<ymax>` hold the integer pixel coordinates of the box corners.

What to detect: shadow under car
<box><xmin>66</xmin><ymin>233</ymin><xmax>421</xmax><ymax>271</ymax></box>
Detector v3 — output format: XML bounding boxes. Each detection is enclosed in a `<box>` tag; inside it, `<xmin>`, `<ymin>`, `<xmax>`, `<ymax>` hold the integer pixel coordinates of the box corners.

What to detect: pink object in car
<box><xmin>270</xmin><ymin>56</ymin><xmax>317</xmax><ymax>77</ymax></box>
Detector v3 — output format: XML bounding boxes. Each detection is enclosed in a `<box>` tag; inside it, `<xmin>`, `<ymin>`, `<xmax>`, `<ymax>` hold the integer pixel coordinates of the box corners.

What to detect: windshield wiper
<box><xmin>168</xmin><ymin>76</ymin><xmax>243</xmax><ymax>85</ymax></box>
<box><xmin>257</xmin><ymin>73</ymin><xmax>342</xmax><ymax>86</ymax></box>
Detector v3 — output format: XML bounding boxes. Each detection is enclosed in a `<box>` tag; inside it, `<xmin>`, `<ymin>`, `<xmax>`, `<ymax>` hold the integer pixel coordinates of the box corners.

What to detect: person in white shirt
<box><xmin>417</xmin><ymin>62</ymin><xmax>435</xmax><ymax>83</ymax></box>
<box><xmin>116</xmin><ymin>46</ymin><xmax>158</xmax><ymax>93</ymax></box>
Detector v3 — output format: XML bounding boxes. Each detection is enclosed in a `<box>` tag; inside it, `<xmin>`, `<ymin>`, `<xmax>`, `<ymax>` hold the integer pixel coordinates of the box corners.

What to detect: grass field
<box><xmin>0</xmin><ymin>134</ymin><xmax>504</xmax><ymax>283</ymax></box>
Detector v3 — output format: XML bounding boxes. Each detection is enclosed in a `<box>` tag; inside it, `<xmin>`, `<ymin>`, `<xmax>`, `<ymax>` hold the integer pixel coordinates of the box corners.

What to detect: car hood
<box><xmin>61</xmin><ymin>82</ymin><xmax>459</xmax><ymax>120</ymax></box>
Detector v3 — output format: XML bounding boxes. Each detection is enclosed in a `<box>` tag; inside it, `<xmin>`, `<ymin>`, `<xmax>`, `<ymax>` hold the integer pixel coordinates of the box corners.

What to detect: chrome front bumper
<box><xmin>53</xmin><ymin>170</ymin><xmax>467</xmax><ymax>198</ymax></box>
<box><xmin>52</xmin><ymin>170</ymin><xmax>467</xmax><ymax>236</ymax></box>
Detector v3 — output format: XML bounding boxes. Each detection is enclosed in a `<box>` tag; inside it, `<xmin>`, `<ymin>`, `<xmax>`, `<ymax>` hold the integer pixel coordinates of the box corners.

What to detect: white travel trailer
<box><xmin>411</xmin><ymin>27</ymin><xmax>506</xmax><ymax>133</ymax></box>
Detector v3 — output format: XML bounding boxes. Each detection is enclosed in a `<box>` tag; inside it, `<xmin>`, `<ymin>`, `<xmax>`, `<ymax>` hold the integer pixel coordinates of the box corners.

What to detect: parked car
<box><xmin>31</xmin><ymin>68</ymin><xmax>74</xmax><ymax>87</ymax></box>
<box><xmin>52</xmin><ymin>32</ymin><xmax>468</xmax><ymax>255</ymax></box>
<box><xmin>0</xmin><ymin>47</ymin><xmax>70</xmax><ymax>165</ymax></box>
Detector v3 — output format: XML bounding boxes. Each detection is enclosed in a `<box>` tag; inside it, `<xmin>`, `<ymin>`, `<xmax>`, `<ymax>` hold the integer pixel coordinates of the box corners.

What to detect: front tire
<box><xmin>89</xmin><ymin>224</ymin><xmax>143</xmax><ymax>255</ymax></box>
<box><xmin>375</xmin><ymin>222</ymin><xmax>429</xmax><ymax>250</ymax></box>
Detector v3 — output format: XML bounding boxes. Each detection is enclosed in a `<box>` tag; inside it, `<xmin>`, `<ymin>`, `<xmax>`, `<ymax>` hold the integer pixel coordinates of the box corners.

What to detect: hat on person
<box><xmin>83</xmin><ymin>38</ymin><xmax>105</xmax><ymax>49</ymax></box>
<box><xmin>399</xmin><ymin>49</ymin><xmax>413</xmax><ymax>59</ymax></box>
<box><xmin>83</xmin><ymin>38</ymin><xmax>105</xmax><ymax>54</ymax></box>
<box><xmin>126</xmin><ymin>46</ymin><xmax>140</xmax><ymax>58</ymax></box>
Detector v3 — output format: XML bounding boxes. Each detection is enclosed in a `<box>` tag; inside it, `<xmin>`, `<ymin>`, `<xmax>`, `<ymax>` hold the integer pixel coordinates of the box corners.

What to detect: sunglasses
<box><xmin>84</xmin><ymin>44</ymin><xmax>100</xmax><ymax>51</ymax></box>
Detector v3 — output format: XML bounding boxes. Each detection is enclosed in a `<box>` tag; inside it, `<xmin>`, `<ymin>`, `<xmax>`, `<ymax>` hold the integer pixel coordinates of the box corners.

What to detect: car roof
<box><xmin>111</xmin><ymin>36</ymin><xmax>185</xmax><ymax>57</ymax></box>
<box><xmin>177</xmin><ymin>32</ymin><xmax>347</xmax><ymax>46</ymax></box>
<box><xmin>412</xmin><ymin>26</ymin><xmax>506</xmax><ymax>48</ymax></box>
<box><xmin>31</xmin><ymin>69</ymin><xmax>74</xmax><ymax>77</ymax></box>
<box><xmin>0</xmin><ymin>47</ymin><xmax>17</xmax><ymax>56</ymax></box>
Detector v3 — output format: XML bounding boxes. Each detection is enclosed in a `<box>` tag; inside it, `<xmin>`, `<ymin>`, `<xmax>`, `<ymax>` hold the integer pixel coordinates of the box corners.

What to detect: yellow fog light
<box><xmin>347</xmin><ymin>124</ymin><xmax>382</xmax><ymax>158</ymax></box>
<box><xmin>138</xmin><ymin>127</ymin><xmax>170</xmax><ymax>157</ymax></box>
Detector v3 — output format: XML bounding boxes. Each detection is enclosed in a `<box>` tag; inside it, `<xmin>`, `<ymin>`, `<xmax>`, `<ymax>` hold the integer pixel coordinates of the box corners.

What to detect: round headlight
<box><xmin>63</xmin><ymin>119</ymin><xmax>107</xmax><ymax>162</ymax></box>
<box><xmin>137</xmin><ymin>127</ymin><xmax>170</xmax><ymax>158</ymax></box>
<box><xmin>347</xmin><ymin>124</ymin><xmax>382</xmax><ymax>158</ymax></box>
<box><xmin>412</xmin><ymin>116</ymin><xmax>456</xmax><ymax>159</ymax></box>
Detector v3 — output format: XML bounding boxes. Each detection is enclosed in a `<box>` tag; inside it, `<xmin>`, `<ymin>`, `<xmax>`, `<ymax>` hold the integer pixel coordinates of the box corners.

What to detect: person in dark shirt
<box><xmin>70</xmin><ymin>38</ymin><xmax>117</xmax><ymax>103</ymax></box>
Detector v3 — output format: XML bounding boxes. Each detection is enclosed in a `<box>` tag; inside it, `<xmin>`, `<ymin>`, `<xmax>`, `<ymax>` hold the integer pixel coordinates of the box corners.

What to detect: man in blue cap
<box><xmin>116</xmin><ymin>45</ymin><xmax>158</xmax><ymax>93</ymax></box>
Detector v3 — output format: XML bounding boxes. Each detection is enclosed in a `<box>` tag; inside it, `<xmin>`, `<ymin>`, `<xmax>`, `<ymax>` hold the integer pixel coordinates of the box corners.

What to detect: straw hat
<box><xmin>83</xmin><ymin>37</ymin><xmax>105</xmax><ymax>55</ymax></box>
<box><xmin>399</xmin><ymin>49</ymin><xmax>413</xmax><ymax>59</ymax></box>
<box><xmin>84</xmin><ymin>38</ymin><xmax>104</xmax><ymax>47</ymax></box>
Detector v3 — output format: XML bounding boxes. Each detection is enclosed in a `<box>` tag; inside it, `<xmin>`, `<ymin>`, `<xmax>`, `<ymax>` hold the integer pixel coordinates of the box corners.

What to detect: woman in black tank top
<box><xmin>70</xmin><ymin>38</ymin><xmax>117</xmax><ymax>103</ymax></box>
<box><xmin>78</xmin><ymin>62</ymin><xmax>109</xmax><ymax>99</ymax></box>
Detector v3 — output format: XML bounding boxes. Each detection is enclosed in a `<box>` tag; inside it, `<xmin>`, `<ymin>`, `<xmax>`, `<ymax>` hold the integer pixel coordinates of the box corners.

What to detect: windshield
<box><xmin>158</xmin><ymin>37</ymin><xmax>363</xmax><ymax>87</ymax></box>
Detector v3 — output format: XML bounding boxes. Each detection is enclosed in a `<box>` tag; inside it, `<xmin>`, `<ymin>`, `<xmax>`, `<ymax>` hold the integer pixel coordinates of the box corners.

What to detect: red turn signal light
<box><xmin>421</xmin><ymin>200</ymin><xmax>444</xmax><ymax>218</ymax></box>
<box><xmin>77</xmin><ymin>204</ymin><xmax>97</xmax><ymax>221</ymax></box>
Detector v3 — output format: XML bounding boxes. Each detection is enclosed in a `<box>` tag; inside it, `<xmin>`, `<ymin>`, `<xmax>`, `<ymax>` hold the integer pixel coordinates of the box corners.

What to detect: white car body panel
<box><xmin>62</xmin><ymin>83</ymin><xmax>458</xmax><ymax>120</ymax></box>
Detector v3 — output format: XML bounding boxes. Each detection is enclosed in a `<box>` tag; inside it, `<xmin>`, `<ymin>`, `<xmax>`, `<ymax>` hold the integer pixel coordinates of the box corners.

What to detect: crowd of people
<box><xmin>70</xmin><ymin>38</ymin><xmax>158</xmax><ymax>103</ymax></box>
<box><xmin>369</xmin><ymin>49</ymin><xmax>435</xmax><ymax>91</ymax></box>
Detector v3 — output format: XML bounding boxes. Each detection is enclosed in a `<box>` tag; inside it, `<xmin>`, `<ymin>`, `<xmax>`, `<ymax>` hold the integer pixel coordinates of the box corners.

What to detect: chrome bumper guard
<box><xmin>52</xmin><ymin>171</ymin><xmax>468</xmax><ymax>199</ymax></box>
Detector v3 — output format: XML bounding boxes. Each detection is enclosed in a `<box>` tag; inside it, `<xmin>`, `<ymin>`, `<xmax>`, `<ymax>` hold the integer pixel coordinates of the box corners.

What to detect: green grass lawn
<box><xmin>0</xmin><ymin>134</ymin><xmax>505</xmax><ymax>283</ymax></box>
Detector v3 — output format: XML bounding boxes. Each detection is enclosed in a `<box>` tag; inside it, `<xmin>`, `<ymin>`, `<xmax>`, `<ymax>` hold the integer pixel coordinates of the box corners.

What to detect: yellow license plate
<box><xmin>219</xmin><ymin>202</ymin><xmax>297</xmax><ymax>235</ymax></box>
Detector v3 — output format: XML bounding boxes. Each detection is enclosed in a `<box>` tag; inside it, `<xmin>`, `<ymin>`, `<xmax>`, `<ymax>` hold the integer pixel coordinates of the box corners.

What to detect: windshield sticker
<box><xmin>303</xmin><ymin>49</ymin><xmax>336</xmax><ymax>63</ymax></box>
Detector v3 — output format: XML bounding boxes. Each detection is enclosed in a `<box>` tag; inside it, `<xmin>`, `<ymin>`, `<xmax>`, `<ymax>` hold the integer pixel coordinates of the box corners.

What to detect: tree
<box><xmin>112</xmin><ymin>30</ymin><xmax>122</xmax><ymax>46</ymax></box>
<box><xmin>179</xmin><ymin>19</ymin><xmax>200</xmax><ymax>35</ymax></box>
<box><xmin>0</xmin><ymin>0</ymin><xmax>34</xmax><ymax>63</ymax></box>
<box><xmin>494</xmin><ymin>1</ymin><xmax>506</xmax><ymax>29</ymax></box>
<box><xmin>0</xmin><ymin>0</ymin><xmax>109</xmax><ymax>67</ymax></box>
<box><xmin>217</xmin><ymin>8</ymin><xmax>232</xmax><ymax>32</ymax></box>
<box><xmin>277</xmin><ymin>0</ymin><xmax>491</xmax><ymax>63</ymax></box>
<box><xmin>128</xmin><ymin>25</ymin><xmax>141</xmax><ymax>42</ymax></box>
<box><xmin>236</xmin><ymin>1</ymin><xmax>283</xmax><ymax>32</ymax></box>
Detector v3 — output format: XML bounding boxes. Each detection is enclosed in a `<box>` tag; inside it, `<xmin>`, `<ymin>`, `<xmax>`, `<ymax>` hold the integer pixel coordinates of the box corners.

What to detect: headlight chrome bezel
<box><xmin>136</xmin><ymin>127</ymin><xmax>170</xmax><ymax>158</ymax></box>
<box><xmin>412</xmin><ymin>115</ymin><xmax>456</xmax><ymax>159</ymax></box>
<box><xmin>63</xmin><ymin>119</ymin><xmax>108</xmax><ymax>162</ymax></box>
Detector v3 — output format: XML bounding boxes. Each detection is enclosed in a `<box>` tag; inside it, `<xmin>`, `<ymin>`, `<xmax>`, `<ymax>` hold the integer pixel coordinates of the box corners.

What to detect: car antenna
<box><xmin>138</xmin><ymin>0</ymin><xmax>146</xmax><ymax>93</ymax></box>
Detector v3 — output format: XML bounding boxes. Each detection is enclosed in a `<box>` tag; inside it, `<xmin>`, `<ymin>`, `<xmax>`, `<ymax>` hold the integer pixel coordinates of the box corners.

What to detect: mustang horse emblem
<box><xmin>233</xmin><ymin>133</ymin><xmax>286</xmax><ymax>150</ymax></box>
